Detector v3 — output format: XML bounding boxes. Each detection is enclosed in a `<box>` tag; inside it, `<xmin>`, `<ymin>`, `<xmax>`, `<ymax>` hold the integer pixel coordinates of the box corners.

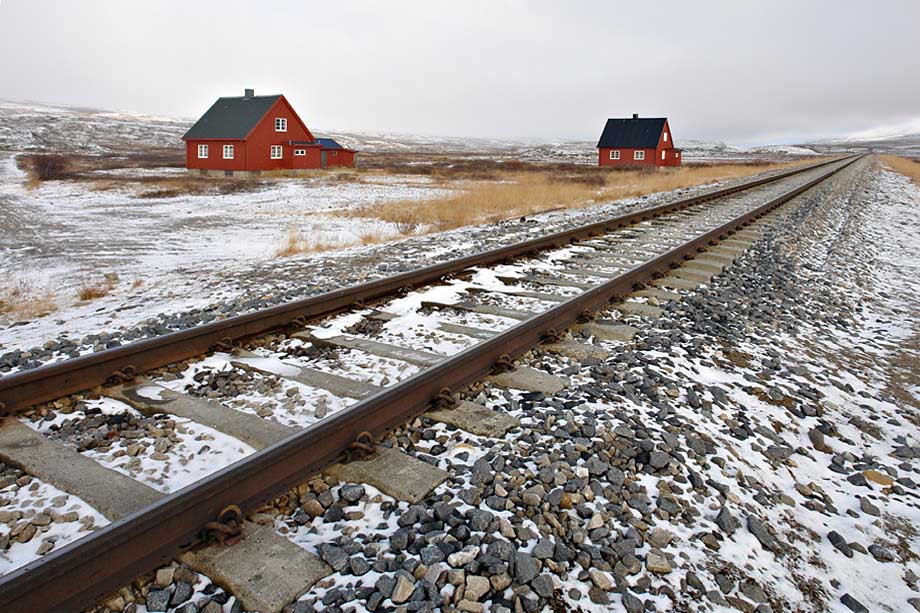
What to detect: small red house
<box><xmin>182</xmin><ymin>89</ymin><xmax>357</xmax><ymax>175</ymax></box>
<box><xmin>315</xmin><ymin>138</ymin><xmax>357</xmax><ymax>168</ymax></box>
<box><xmin>597</xmin><ymin>114</ymin><xmax>681</xmax><ymax>168</ymax></box>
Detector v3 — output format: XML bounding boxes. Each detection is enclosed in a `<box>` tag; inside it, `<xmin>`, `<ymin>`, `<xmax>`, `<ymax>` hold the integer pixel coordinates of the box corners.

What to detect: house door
<box><xmin>320</xmin><ymin>151</ymin><xmax>327</xmax><ymax>169</ymax></box>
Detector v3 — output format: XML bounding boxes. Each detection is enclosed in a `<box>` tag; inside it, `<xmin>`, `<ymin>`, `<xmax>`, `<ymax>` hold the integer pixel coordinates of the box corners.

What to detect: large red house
<box><xmin>182</xmin><ymin>89</ymin><xmax>356</xmax><ymax>175</ymax></box>
<box><xmin>597</xmin><ymin>114</ymin><xmax>681</xmax><ymax>167</ymax></box>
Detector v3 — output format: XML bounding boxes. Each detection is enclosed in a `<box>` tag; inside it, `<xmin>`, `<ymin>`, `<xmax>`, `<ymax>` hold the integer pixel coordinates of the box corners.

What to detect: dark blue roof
<box><xmin>315</xmin><ymin>138</ymin><xmax>344</xmax><ymax>149</ymax></box>
<box><xmin>597</xmin><ymin>117</ymin><xmax>668</xmax><ymax>149</ymax></box>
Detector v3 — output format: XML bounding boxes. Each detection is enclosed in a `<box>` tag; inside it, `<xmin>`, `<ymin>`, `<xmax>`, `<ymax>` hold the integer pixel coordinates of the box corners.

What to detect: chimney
<box><xmin>632</xmin><ymin>113</ymin><xmax>639</xmax><ymax>119</ymax></box>
<box><xmin>244</xmin><ymin>88</ymin><xmax>254</xmax><ymax>98</ymax></box>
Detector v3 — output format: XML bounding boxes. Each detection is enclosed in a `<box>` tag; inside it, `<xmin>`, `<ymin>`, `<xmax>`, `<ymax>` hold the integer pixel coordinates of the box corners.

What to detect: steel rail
<box><xmin>0</xmin><ymin>156</ymin><xmax>849</xmax><ymax>414</ymax></box>
<box><xmin>0</xmin><ymin>155</ymin><xmax>862</xmax><ymax>612</ymax></box>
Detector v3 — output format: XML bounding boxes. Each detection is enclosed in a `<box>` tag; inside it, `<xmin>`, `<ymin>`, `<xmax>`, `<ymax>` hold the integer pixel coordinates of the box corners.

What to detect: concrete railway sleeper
<box><xmin>0</xmin><ymin>156</ymin><xmax>860</xmax><ymax>612</ymax></box>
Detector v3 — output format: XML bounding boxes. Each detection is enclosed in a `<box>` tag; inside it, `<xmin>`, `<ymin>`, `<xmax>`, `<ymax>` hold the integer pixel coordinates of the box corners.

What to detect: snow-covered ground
<box><xmin>0</xmin><ymin>149</ymin><xmax>447</xmax><ymax>353</ymax></box>
<box><xmin>267</xmin><ymin>157</ymin><xmax>920</xmax><ymax>613</ymax></box>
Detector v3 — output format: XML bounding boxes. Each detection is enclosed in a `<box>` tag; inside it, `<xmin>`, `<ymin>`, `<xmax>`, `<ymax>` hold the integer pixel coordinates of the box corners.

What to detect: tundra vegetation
<box><xmin>880</xmin><ymin>154</ymin><xmax>920</xmax><ymax>185</ymax></box>
<box><xmin>0</xmin><ymin>279</ymin><xmax>57</xmax><ymax>321</ymax></box>
<box><xmin>346</xmin><ymin>157</ymin><xmax>826</xmax><ymax>233</ymax></box>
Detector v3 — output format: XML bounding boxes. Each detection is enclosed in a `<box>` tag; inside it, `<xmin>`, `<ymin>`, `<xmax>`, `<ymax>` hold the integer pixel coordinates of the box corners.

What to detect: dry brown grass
<box><xmin>358</xmin><ymin>229</ymin><xmax>390</xmax><ymax>245</ymax></box>
<box><xmin>76</xmin><ymin>278</ymin><xmax>115</xmax><ymax>301</ymax></box>
<box><xmin>355</xmin><ymin>158</ymin><xmax>825</xmax><ymax>232</ymax></box>
<box><xmin>0</xmin><ymin>280</ymin><xmax>57</xmax><ymax>321</ymax></box>
<box><xmin>274</xmin><ymin>226</ymin><xmax>342</xmax><ymax>257</ymax></box>
<box><xmin>880</xmin><ymin>154</ymin><xmax>920</xmax><ymax>185</ymax></box>
<box><xmin>16</xmin><ymin>151</ymin><xmax>261</xmax><ymax>198</ymax></box>
<box><xmin>110</xmin><ymin>175</ymin><xmax>261</xmax><ymax>198</ymax></box>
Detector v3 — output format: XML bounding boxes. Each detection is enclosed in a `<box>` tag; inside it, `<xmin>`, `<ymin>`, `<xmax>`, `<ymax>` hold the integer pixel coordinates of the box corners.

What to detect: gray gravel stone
<box><xmin>146</xmin><ymin>589</ymin><xmax>172</xmax><ymax>612</ymax></box>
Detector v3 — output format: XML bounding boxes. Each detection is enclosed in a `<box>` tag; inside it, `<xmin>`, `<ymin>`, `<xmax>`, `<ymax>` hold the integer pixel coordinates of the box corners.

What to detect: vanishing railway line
<box><xmin>0</xmin><ymin>155</ymin><xmax>859</xmax><ymax>612</ymax></box>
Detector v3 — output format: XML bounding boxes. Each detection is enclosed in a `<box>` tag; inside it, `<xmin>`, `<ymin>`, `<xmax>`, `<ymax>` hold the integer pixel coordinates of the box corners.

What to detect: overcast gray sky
<box><xmin>1</xmin><ymin>0</ymin><xmax>918</xmax><ymax>145</ymax></box>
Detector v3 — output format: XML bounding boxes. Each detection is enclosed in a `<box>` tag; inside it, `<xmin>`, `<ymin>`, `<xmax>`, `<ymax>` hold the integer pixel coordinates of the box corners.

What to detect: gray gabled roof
<box><xmin>183</xmin><ymin>95</ymin><xmax>282</xmax><ymax>140</ymax></box>
<box><xmin>597</xmin><ymin>117</ymin><xmax>668</xmax><ymax>149</ymax></box>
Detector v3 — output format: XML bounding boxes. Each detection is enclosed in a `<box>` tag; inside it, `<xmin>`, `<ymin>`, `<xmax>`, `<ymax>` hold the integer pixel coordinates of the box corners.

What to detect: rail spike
<box><xmin>431</xmin><ymin>388</ymin><xmax>457</xmax><ymax>410</ymax></box>
<box><xmin>107</xmin><ymin>365</ymin><xmax>136</xmax><ymax>385</ymax></box>
<box><xmin>541</xmin><ymin>328</ymin><xmax>564</xmax><ymax>344</ymax></box>
<box><xmin>212</xmin><ymin>337</ymin><xmax>235</xmax><ymax>352</ymax></box>
<box><xmin>491</xmin><ymin>354</ymin><xmax>516</xmax><ymax>375</ymax></box>
<box><xmin>202</xmin><ymin>505</ymin><xmax>243</xmax><ymax>546</ymax></box>
<box><xmin>344</xmin><ymin>431</ymin><xmax>378</xmax><ymax>463</ymax></box>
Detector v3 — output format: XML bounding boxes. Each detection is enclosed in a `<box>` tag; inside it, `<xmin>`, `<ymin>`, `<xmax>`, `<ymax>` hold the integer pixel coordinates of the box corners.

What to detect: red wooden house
<box><xmin>597</xmin><ymin>114</ymin><xmax>681</xmax><ymax>167</ymax></box>
<box><xmin>182</xmin><ymin>89</ymin><xmax>357</xmax><ymax>175</ymax></box>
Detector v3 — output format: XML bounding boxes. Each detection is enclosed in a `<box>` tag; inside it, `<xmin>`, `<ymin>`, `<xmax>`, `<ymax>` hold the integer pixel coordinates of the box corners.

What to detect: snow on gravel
<box><xmin>0</xmin><ymin>465</ymin><xmax>109</xmax><ymax>575</ymax></box>
<box><xmin>242</xmin><ymin>158</ymin><xmax>920</xmax><ymax>613</ymax></box>
<box><xmin>26</xmin><ymin>397</ymin><xmax>255</xmax><ymax>494</ymax></box>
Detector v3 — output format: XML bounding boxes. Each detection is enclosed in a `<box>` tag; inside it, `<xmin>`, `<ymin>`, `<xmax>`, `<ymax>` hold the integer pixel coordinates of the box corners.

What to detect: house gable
<box><xmin>182</xmin><ymin>95</ymin><xmax>282</xmax><ymax>141</ymax></box>
<box><xmin>245</xmin><ymin>96</ymin><xmax>315</xmax><ymax>143</ymax></box>
<box><xmin>657</xmin><ymin>119</ymin><xmax>674</xmax><ymax>149</ymax></box>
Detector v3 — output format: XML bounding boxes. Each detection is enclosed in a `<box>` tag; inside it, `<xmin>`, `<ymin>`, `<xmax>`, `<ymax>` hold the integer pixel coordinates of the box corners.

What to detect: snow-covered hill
<box><xmin>0</xmin><ymin>99</ymin><xmax>823</xmax><ymax>164</ymax></box>
<box><xmin>804</xmin><ymin>132</ymin><xmax>920</xmax><ymax>157</ymax></box>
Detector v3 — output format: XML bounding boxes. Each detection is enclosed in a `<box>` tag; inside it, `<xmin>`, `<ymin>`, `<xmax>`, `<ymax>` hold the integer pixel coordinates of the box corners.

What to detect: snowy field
<box><xmin>0</xmin><ymin>99</ymin><xmax>831</xmax><ymax>370</ymax></box>
<box><xmin>0</xmin><ymin>149</ymin><xmax>448</xmax><ymax>351</ymax></box>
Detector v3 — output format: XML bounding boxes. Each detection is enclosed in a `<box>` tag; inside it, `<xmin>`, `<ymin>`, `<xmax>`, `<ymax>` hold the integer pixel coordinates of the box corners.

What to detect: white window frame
<box><xmin>634</xmin><ymin>150</ymin><xmax>645</xmax><ymax>160</ymax></box>
<box><xmin>663</xmin><ymin>131</ymin><xmax>668</xmax><ymax>142</ymax></box>
<box><xmin>662</xmin><ymin>150</ymin><xmax>666</xmax><ymax>160</ymax></box>
<box><xmin>676</xmin><ymin>151</ymin><xmax>680</xmax><ymax>158</ymax></box>
<box><xmin>223</xmin><ymin>144</ymin><xmax>235</xmax><ymax>159</ymax></box>
<box><xmin>609</xmin><ymin>150</ymin><xmax>620</xmax><ymax>160</ymax></box>
<box><xmin>197</xmin><ymin>144</ymin><xmax>209</xmax><ymax>159</ymax></box>
<box><xmin>274</xmin><ymin>118</ymin><xmax>287</xmax><ymax>132</ymax></box>
<box><xmin>294</xmin><ymin>149</ymin><xmax>306</xmax><ymax>156</ymax></box>
<box><xmin>330</xmin><ymin>151</ymin><xmax>337</xmax><ymax>156</ymax></box>
<box><xmin>270</xmin><ymin>145</ymin><xmax>283</xmax><ymax>159</ymax></box>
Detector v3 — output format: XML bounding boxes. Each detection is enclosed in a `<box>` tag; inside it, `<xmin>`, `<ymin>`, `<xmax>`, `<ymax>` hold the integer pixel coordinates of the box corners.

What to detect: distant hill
<box><xmin>0</xmin><ymin>99</ymin><xmax>826</xmax><ymax>164</ymax></box>
<box><xmin>802</xmin><ymin>132</ymin><xmax>920</xmax><ymax>157</ymax></box>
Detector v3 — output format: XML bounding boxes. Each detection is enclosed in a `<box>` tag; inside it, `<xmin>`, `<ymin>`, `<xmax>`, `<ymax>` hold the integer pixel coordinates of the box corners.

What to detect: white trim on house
<box><xmin>294</xmin><ymin>149</ymin><xmax>306</xmax><ymax>156</ymax></box>
<box><xmin>223</xmin><ymin>144</ymin><xmax>234</xmax><ymax>159</ymax></box>
<box><xmin>634</xmin><ymin>150</ymin><xmax>645</xmax><ymax>160</ymax></box>
<box><xmin>197</xmin><ymin>144</ymin><xmax>209</xmax><ymax>159</ymax></box>
<box><xmin>610</xmin><ymin>150</ymin><xmax>620</xmax><ymax>160</ymax></box>
<box><xmin>270</xmin><ymin>145</ymin><xmax>283</xmax><ymax>159</ymax></box>
<box><xmin>274</xmin><ymin>118</ymin><xmax>287</xmax><ymax>132</ymax></box>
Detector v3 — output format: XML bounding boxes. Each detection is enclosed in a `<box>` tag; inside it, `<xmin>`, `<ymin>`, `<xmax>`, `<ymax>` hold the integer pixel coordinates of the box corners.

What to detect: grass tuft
<box><xmin>274</xmin><ymin>226</ymin><xmax>341</xmax><ymax>257</ymax></box>
<box><xmin>76</xmin><ymin>278</ymin><xmax>115</xmax><ymax>301</ymax></box>
<box><xmin>0</xmin><ymin>280</ymin><xmax>57</xmax><ymax>321</ymax></box>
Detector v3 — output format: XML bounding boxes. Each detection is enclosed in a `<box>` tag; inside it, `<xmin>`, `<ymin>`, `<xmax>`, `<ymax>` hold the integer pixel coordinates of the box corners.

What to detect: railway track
<box><xmin>0</xmin><ymin>155</ymin><xmax>860</xmax><ymax>612</ymax></box>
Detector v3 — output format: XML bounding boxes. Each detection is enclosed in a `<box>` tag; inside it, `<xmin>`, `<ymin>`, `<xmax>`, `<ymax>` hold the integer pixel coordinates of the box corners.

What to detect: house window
<box><xmin>223</xmin><ymin>144</ymin><xmax>234</xmax><ymax>159</ymax></box>
<box><xmin>676</xmin><ymin>152</ymin><xmax>680</xmax><ymax>158</ymax></box>
<box><xmin>197</xmin><ymin>144</ymin><xmax>209</xmax><ymax>159</ymax></box>
<box><xmin>270</xmin><ymin>145</ymin><xmax>283</xmax><ymax>159</ymax></box>
<box><xmin>663</xmin><ymin>132</ymin><xmax>668</xmax><ymax>142</ymax></box>
<box><xmin>661</xmin><ymin>150</ymin><xmax>666</xmax><ymax>160</ymax></box>
<box><xmin>609</xmin><ymin>150</ymin><xmax>620</xmax><ymax>160</ymax></box>
<box><xmin>275</xmin><ymin>118</ymin><xmax>287</xmax><ymax>132</ymax></box>
<box><xmin>331</xmin><ymin>151</ymin><xmax>337</xmax><ymax>156</ymax></box>
<box><xmin>294</xmin><ymin>149</ymin><xmax>306</xmax><ymax>156</ymax></box>
<box><xmin>634</xmin><ymin>151</ymin><xmax>645</xmax><ymax>160</ymax></box>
